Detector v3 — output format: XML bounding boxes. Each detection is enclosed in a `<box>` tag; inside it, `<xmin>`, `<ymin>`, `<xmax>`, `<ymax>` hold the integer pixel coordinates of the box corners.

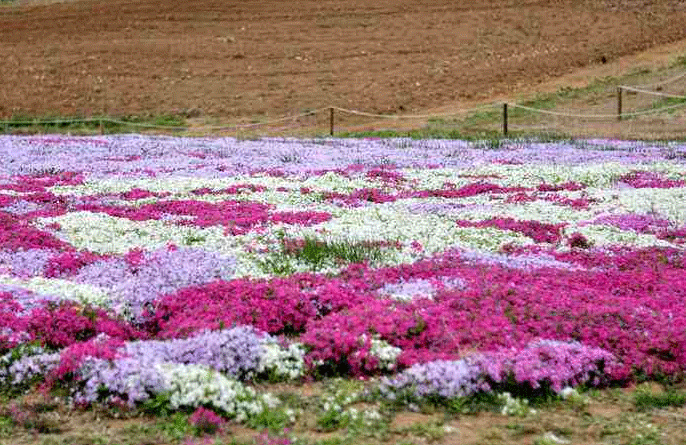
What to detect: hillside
<box><xmin>2</xmin><ymin>0</ymin><xmax>686</xmax><ymax>124</ymax></box>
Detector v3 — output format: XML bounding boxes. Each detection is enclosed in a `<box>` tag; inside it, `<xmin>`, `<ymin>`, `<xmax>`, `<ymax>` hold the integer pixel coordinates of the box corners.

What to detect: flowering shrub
<box><xmin>619</xmin><ymin>170</ymin><xmax>685</xmax><ymax>188</ymax></box>
<box><xmin>472</xmin><ymin>339</ymin><xmax>616</xmax><ymax>393</ymax></box>
<box><xmin>378</xmin><ymin>358</ymin><xmax>487</xmax><ymax>402</ymax></box>
<box><xmin>188</xmin><ymin>406</ymin><xmax>226</xmax><ymax>435</ymax></box>
<box><xmin>162</xmin><ymin>363</ymin><xmax>276</xmax><ymax>422</ymax></box>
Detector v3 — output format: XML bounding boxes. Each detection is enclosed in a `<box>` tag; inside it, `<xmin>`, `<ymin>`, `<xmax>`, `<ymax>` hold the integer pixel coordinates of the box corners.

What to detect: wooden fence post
<box><xmin>329</xmin><ymin>107</ymin><xmax>334</xmax><ymax>136</ymax></box>
<box><xmin>617</xmin><ymin>87</ymin><xmax>623</xmax><ymax>121</ymax></box>
<box><xmin>503</xmin><ymin>103</ymin><xmax>508</xmax><ymax>137</ymax></box>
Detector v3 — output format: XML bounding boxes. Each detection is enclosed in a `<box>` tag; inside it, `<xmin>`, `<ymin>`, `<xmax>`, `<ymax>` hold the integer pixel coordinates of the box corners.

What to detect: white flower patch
<box><xmin>394</xmin><ymin>168</ymin><xmax>474</xmax><ymax>190</ymax></box>
<box><xmin>258</xmin><ymin>340</ymin><xmax>306</xmax><ymax>380</ymax></box>
<box><xmin>0</xmin><ymin>275</ymin><xmax>111</xmax><ymax>307</ymax></box>
<box><xmin>300</xmin><ymin>171</ymin><xmax>379</xmax><ymax>194</ymax></box>
<box><xmin>561</xmin><ymin>224</ymin><xmax>673</xmax><ymax>249</ymax></box>
<box><xmin>51</xmin><ymin>176</ymin><xmax>255</xmax><ymax>197</ymax></box>
<box><xmin>35</xmin><ymin>211</ymin><xmax>238</xmax><ymax>255</ymax></box>
<box><xmin>452</xmin><ymin>197</ymin><xmax>597</xmax><ymax>225</ymax></box>
<box><xmin>1</xmin><ymin>200</ymin><xmax>42</xmax><ymax>215</ymax></box>
<box><xmin>497</xmin><ymin>392</ymin><xmax>536</xmax><ymax>416</ymax></box>
<box><xmin>286</xmin><ymin>204</ymin><xmax>533</xmax><ymax>263</ymax></box>
<box><xmin>589</xmin><ymin>187</ymin><xmax>686</xmax><ymax>227</ymax></box>
<box><xmin>248</xmin><ymin>188</ymin><xmax>325</xmax><ymax>208</ymax></box>
<box><xmin>368</xmin><ymin>338</ymin><xmax>402</xmax><ymax>371</ymax></box>
<box><xmin>159</xmin><ymin>363</ymin><xmax>276</xmax><ymax>422</ymax></box>
<box><xmin>471</xmin><ymin>162</ymin><xmax>649</xmax><ymax>188</ymax></box>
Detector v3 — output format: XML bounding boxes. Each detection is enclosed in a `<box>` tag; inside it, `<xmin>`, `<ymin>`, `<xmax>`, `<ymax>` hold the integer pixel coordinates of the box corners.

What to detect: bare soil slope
<box><xmin>1</xmin><ymin>0</ymin><xmax>686</xmax><ymax>120</ymax></box>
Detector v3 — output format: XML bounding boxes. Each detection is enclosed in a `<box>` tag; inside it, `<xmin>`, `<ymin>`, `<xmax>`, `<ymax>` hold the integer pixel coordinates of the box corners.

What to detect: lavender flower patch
<box><xmin>76</xmin><ymin>357</ymin><xmax>279</xmax><ymax>419</ymax></box>
<box><xmin>0</xmin><ymin>345</ymin><xmax>60</xmax><ymax>387</ymax></box>
<box><xmin>456</xmin><ymin>248</ymin><xmax>586</xmax><ymax>271</ymax></box>
<box><xmin>74</xmin><ymin>246</ymin><xmax>236</xmax><ymax>320</ymax></box>
<box><xmin>589</xmin><ymin>213</ymin><xmax>673</xmax><ymax>234</ymax></box>
<box><xmin>0</xmin><ymin>249</ymin><xmax>58</xmax><ymax>278</ymax></box>
<box><xmin>0</xmin><ymin>200</ymin><xmax>43</xmax><ymax>216</ymax></box>
<box><xmin>0</xmin><ymin>285</ymin><xmax>63</xmax><ymax>313</ymax></box>
<box><xmin>121</xmin><ymin>327</ymin><xmax>304</xmax><ymax>381</ymax></box>
<box><xmin>13</xmin><ymin>328</ymin><xmax>299</xmax><ymax>416</ymax></box>
<box><xmin>473</xmin><ymin>339</ymin><xmax>617</xmax><ymax>393</ymax></box>
<box><xmin>378</xmin><ymin>358</ymin><xmax>488</xmax><ymax>402</ymax></box>
<box><xmin>379</xmin><ymin>340</ymin><xmax>616</xmax><ymax>404</ymax></box>
<box><xmin>76</xmin><ymin>356</ymin><xmax>170</xmax><ymax>407</ymax></box>
<box><xmin>122</xmin><ymin>327</ymin><xmax>265</xmax><ymax>379</ymax></box>
<box><xmin>378</xmin><ymin>277</ymin><xmax>467</xmax><ymax>302</ymax></box>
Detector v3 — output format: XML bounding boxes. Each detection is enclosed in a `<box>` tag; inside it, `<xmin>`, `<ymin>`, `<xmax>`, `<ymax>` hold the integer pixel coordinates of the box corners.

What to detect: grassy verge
<box><xmin>0</xmin><ymin>114</ymin><xmax>187</xmax><ymax>135</ymax></box>
<box><xmin>3</xmin><ymin>382</ymin><xmax>686</xmax><ymax>445</ymax></box>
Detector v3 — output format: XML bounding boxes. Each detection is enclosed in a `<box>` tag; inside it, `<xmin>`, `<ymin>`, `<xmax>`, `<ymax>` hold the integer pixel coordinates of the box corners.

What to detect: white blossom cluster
<box><xmin>497</xmin><ymin>392</ymin><xmax>536</xmax><ymax>417</ymax></box>
<box><xmin>160</xmin><ymin>363</ymin><xmax>278</xmax><ymax>422</ymax></box>
<box><xmin>369</xmin><ymin>338</ymin><xmax>402</xmax><ymax>371</ymax></box>
<box><xmin>0</xmin><ymin>275</ymin><xmax>112</xmax><ymax>307</ymax></box>
<box><xmin>257</xmin><ymin>340</ymin><xmax>306</xmax><ymax>380</ymax></box>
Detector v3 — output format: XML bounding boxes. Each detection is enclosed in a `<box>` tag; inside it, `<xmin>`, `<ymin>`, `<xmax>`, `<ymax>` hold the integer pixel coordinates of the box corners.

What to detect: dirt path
<box><xmin>1</xmin><ymin>0</ymin><xmax>686</xmax><ymax>122</ymax></box>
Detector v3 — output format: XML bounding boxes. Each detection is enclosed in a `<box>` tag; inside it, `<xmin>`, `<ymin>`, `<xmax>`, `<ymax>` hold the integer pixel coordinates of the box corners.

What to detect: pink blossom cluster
<box><xmin>323</xmin><ymin>182</ymin><xmax>531</xmax><ymax>207</ymax></box>
<box><xmin>188</xmin><ymin>406</ymin><xmax>226</xmax><ymax>435</ymax></box>
<box><xmin>456</xmin><ymin>218</ymin><xmax>567</xmax><ymax>244</ymax></box>
<box><xmin>505</xmin><ymin>192</ymin><xmax>593</xmax><ymax>210</ymax></box>
<box><xmin>0</xmin><ymin>211</ymin><xmax>72</xmax><ymax>252</ymax></box>
<box><xmin>619</xmin><ymin>170</ymin><xmax>686</xmax><ymax>188</ymax></box>
<box><xmin>0</xmin><ymin>297</ymin><xmax>144</xmax><ymax>352</ymax></box>
<box><xmin>73</xmin><ymin>199</ymin><xmax>330</xmax><ymax>235</ymax></box>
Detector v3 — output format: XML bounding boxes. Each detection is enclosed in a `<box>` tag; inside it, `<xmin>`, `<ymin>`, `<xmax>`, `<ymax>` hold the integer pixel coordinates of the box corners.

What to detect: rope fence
<box><xmin>2</xmin><ymin>72</ymin><xmax>686</xmax><ymax>139</ymax></box>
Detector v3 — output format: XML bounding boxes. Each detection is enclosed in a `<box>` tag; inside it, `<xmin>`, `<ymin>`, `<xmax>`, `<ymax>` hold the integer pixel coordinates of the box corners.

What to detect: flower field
<box><xmin>1</xmin><ymin>135</ymin><xmax>686</xmax><ymax>442</ymax></box>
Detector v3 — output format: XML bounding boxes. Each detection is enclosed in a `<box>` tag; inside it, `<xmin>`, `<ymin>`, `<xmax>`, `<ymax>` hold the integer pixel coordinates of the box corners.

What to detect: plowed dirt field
<box><xmin>1</xmin><ymin>0</ymin><xmax>686</xmax><ymax>120</ymax></box>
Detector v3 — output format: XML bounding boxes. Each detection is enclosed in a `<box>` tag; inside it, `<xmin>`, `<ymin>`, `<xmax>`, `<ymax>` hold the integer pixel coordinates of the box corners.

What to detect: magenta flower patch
<box><xmin>619</xmin><ymin>170</ymin><xmax>686</xmax><ymax>188</ymax></box>
<box><xmin>456</xmin><ymin>218</ymin><xmax>567</xmax><ymax>244</ymax></box>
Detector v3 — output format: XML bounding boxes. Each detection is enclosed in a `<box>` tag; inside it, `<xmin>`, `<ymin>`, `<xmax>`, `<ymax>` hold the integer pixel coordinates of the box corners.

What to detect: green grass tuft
<box><xmin>633</xmin><ymin>388</ymin><xmax>686</xmax><ymax>411</ymax></box>
<box><xmin>259</xmin><ymin>235</ymin><xmax>397</xmax><ymax>275</ymax></box>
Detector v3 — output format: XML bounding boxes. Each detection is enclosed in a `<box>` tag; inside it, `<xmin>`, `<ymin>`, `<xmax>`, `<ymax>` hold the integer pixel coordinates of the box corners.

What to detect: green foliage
<box><xmin>140</xmin><ymin>392</ymin><xmax>172</xmax><ymax>416</ymax></box>
<box><xmin>0</xmin><ymin>113</ymin><xmax>187</xmax><ymax>135</ymax></box>
<box><xmin>183</xmin><ymin>233</ymin><xmax>207</xmax><ymax>246</ymax></box>
<box><xmin>0</xmin><ymin>415</ymin><xmax>13</xmax><ymax>437</ymax></box>
<box><xmin>315</xmin><ymin>378</ymin><xmax>373</xmax><ymax>434</ymax></box>
<box><xmin>339</xmin><ymin>127</ymin><xmax>501</xmax><ymax>141</ymax></box>
<box><xmin>443</xmin><ymin>392</ymin><xmax>501</xmax><ymax>415</ymax></box>
<box><xmin>246</xmin><ymin>406</ymin><xmax>294</xmax><ymax>432</ymax></box>
<box><xmin>647</xmin><ymin>96</ymin><xmax>686</xmax><ymax>114</ymax></box>
<box><xmin>316</xmin><ymin>405</ymin><xmax>350</xmax><ymax>432</ymax></box>
<box><xmin>152</xmin><ymin>411</ymin><xmax>193</xmax><ymax>441</ymax></box>
<box><xmin>394</xmin><ymin>421</ymin><xmax>447</xmax><ymax>442</ymax></box>
<box><xmin>291</xmin><ymin>236</ymin><xmax>390</xmax><ymax>268</ymax></box>
<box><xmin>257</xmin><ymin>255</ymin><xmax>298</xmax><ymax>276</ymax></box>
<box><xmin>633</xmin><ymin>388</ymin><xmax>686</xmax><ymax>411</ymax></box>
<box><xmin>674</xmin><ymin>55</ymin><xmax>686</xmax><ymax>68</ymax></box>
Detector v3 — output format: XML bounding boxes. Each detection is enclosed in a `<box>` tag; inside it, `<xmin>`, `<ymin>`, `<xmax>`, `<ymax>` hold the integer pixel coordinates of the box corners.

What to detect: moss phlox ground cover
<box><xmin>1</xmin><ymin>135</ymin><xmax>686</xmax><ymax>424</ymax></box>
